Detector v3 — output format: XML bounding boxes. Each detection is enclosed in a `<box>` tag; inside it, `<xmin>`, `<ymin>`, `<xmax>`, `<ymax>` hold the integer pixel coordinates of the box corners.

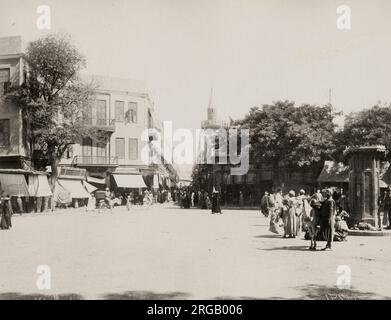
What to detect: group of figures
<box><xmin>86</xmin><ymin>188</ymin><xmax>173</xmax><ymax>213</ymax></box>
<box><xmin>262</xmin><ymin>188</ymin><xmax>349</xmax><ymax>251</ymax></box>
<box><xmin>0</xmin><ymin>193</ymin><xmax>13</xmax><ymax>230</ymax></box>
<box><xmin>177</xmin><ymin>188</ymin><xmax>222</xmax><ymax>214</ymax></box>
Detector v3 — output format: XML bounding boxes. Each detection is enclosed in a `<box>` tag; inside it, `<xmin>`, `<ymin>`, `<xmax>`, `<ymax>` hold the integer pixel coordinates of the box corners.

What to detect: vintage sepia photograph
<box><xmin>0</xmin><ymin>0</ymin><xmax>390</xmax><ymax>306</ymax></box>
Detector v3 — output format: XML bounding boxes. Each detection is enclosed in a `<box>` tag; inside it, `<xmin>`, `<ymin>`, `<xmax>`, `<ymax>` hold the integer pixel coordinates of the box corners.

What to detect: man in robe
<box><xmin>260</xmin><ymin>191</ymin><xmax>270</xmax><ymax>217</ymax></box>
<box><xmin>320</xmin><ymin>189</ymin><xmax>336</xmax><ymax>250</ymax></box>
<box><xmin>1</xmin><ymin>194</ymin><xmax>13</xmax><ymax>230</ymax></box>
<box><xmin>283</xmin><ymin>190</ymin><xmax>298</xmax><ymax>238</ymax></box>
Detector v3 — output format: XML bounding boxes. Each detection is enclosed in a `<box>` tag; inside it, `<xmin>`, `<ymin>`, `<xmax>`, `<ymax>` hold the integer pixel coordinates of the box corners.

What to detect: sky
<box><xmin>1</xmin><ymin>0</ymin><xmax>391</xmax><ymax>175</ymax></box>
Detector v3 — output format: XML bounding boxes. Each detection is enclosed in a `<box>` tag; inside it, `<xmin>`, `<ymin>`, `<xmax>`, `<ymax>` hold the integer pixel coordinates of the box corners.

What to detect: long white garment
<box><xmin>86</xmin><ymin>195</ymin><xmax>95</xmax><ymax>211</ymax></box>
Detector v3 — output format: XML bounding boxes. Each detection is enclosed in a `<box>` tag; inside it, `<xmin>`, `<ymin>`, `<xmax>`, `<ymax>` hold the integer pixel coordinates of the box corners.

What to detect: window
<box><xmin>128</xmin><ymin>138</ymin><xmax>138</xmax><ymax>160</ymax></box>
<box><xmin>126</xmin><ymin>102</ymin><xmax>137</xmax><ymax>124</ymax></box>
<box><xmin>96</xmin><ymin>141</ymin><xmax>107</xmax><ymax>157</ymax></box>
<box><xmin>116</xmin><ymin>138</ymin><xmax>125</xmax><ymax>159</ymax></box>
<box><xmin>96</xmin><ymin>100</ymin><xmax>107</xmax><ymax>125</ymax></box>
<box><xmin>82</xmin><ymin>138</ymin><xmax>93</xmax><ymax>156</ymax></box>
<box><xmin>115</xmin><ymin>101</ymin><xmax>125</xmax><ymax>122</ymax></box>
<box><xmin>0</xmin><ymin>119</ymin><xmax>10</xmax><ymax>147</ymax></box>
<box><xmin>66</xmin><ymin>146</ymin><xmax>73</xmax><ymax>159</ymax></box>
<box><xmin>0</xmin><ymin>69</ymin><xmax>10</xmax><ymax>95</ymax></box>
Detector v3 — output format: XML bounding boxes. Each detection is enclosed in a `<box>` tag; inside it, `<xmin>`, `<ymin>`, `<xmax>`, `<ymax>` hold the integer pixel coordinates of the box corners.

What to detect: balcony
<box><xmin>201</xmin><ymin>119</ymin><xmax>229</xmax><ymax>129</ymax></box>
<box><xmin>83</xmin><ymin>118</ymin><xmax>116</xmax><ymax>132</ymax></box>
<box><xmin>73</xmin><ymin>155</ymin><xmax>119</xmax><ymax>167</ymax></box>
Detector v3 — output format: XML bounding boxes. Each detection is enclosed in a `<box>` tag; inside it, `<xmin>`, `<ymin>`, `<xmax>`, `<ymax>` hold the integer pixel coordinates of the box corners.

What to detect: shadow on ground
<box><xmin>295</xmin><ymin>284</ymin><xmax>391</xmax><ymax>300</ymax></box>
<box><xmin>214</xmin><ymin>285</ymin><xmax>391</xmax><ymax>300</ymax></box>
<box><xmin>0</xmin><ymin>293</ymin><xmax>84</xmax><ymax>300</ymax></box>
<box><xmin>102</xmin><ymin>290</ymin><xmax>190</xmax><ymax>300</ymax></box>
<box><xmin>258</xmin><ymin>245</ymin><xmax>311</xmax><ymax>251</ymax></box>
<box><xmin>253</xmin><ymin>234</ymin><xmax>282</xmax><ymax>238</ymax></box>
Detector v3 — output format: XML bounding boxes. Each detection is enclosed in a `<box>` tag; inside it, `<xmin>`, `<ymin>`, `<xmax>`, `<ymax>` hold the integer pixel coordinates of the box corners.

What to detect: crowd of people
<box><xmin>176</xmin><ymin>188</ymin><xmax>222</xmax><ymax>214</ymax></box>
<box><xmin>263</xmin><ymin>188</ymin><xmax>350</xmax><ymax>250</ymax></box>
<box><xmin>86</xmin><ymin>187</ymin><xmax>173</xmax><ymax>213</ymax></box>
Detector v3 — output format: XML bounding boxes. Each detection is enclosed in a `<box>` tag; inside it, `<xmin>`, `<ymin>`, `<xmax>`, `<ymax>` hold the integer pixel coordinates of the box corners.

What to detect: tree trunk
<box><xmin>49</xmin><ymin>150</ymin><xmax>60</xmax><ymax>192</ymax></box>
<box><xmin>48</xmin><ymin>152</ymin><xmax>60</xmax><ymax>213</ymax></box>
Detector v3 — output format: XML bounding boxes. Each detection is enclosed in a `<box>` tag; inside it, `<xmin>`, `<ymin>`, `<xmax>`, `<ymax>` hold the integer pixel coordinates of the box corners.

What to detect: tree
<box><xmin>237</xmin><ymin>101</ymin><xmax>338</xmax><ymax>185</ymax></box>
<box><xmin>9</xmin><ymin>34</ymin><xmax>103</xmax><ymax>188</ymax></box>
<box><xmin>337</xmin><ymin>104</ymin><xmax>391</xmax><ymax>159</ymax></box>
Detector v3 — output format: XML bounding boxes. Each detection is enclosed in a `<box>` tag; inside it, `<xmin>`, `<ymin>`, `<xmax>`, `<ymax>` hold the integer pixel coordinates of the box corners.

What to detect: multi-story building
<box><xmin>0</xmin><ymin>36</ymin><xmax>30</xmax><ymax>169</ymax></box>
<box><xmin>0</xmin><ymin>36</ymin><xmax>178</xmax><ymax>200</ymax></box>
<box><xmin>59</xmin><ymin>74</ymin><xmax>178</xmax><ymax>191</ymax></box>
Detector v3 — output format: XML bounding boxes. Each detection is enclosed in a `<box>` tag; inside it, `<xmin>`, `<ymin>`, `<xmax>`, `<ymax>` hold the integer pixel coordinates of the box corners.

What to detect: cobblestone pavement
<box><xmin>0</xmin><ymin>204</ymin><xmax>390</xmax><ymax>300</ymax></box>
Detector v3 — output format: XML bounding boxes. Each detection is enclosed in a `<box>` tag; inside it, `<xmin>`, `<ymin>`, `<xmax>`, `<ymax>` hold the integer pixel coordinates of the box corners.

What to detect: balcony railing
<box><xmin>83</xmin><ymin>118</ymin><xmax>116</xmax><ymax>132</ymax></box>
<box><xmin>201</xmin><ymin>120</ymin><xmax>229</xmax><ymax>129</ymax></box>
<box><xmin>73</xmin><ymin>155</ymin><xmax>119</xmax><ymax>166</ymax></box>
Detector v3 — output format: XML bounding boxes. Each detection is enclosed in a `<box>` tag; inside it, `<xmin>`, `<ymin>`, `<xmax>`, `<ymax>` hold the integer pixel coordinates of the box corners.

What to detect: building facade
<box><xmin>58</xmin><ymin>75</ymin><xmax>178</xmax><ymax>191</ymax></box>
<box><xmin>0</xmin><ymin>36</ymin><xmax>178</xmax><ymax>197</ymax></box>
<box><xmin>0</xmin><ymin>36</ymin><xmax>30</xmax><ymax>169</ymax></box>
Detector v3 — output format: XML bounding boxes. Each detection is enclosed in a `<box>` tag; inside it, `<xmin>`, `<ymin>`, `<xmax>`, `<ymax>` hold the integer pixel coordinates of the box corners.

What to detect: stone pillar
<box><xmin>344</xmin><ymin>146</ymin><xmax>386</xmax><ymax>227</ymax></box>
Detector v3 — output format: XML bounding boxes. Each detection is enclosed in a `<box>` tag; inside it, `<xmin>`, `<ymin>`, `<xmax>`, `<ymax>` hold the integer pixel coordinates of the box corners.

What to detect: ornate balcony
<box><xmin>73</xmin><ymin>155</ymin><xmax>119</xmax><ymax>167</ymax></box>
<box><xmin>83</xmin><ymin>118</ymin><xmax>116</xmax><ymax>132</ymax></box>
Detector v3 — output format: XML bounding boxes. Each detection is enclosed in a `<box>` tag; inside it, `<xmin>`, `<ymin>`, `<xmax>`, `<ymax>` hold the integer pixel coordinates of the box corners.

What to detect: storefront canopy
<box><xmin>113</xmin><ymin>174</ymin><xmax>147</xmax><ymax>188</ymax></box>
<box><xmin>58</xmin><ymin>179</ymin><xmax>90</xmax><ymax>199</ymax></box>
<box><xmin>86</xmin><ymin>176</ymin><xmax>106</xmax><ymax>185</ymax></box>
<box><xmin>83</xmin><ymin>181</ymin><xmax>97</xmax><ymax>193</ymax></box>
<box><xmin>0</xmin><ymin>173</ymin><xmax>30</xmax><ymax>196</ymax></box>
<box><xmin>54</xmin><ymin>181</ymin><xmax>71</xmax><ymax>204</ymax></box>
<box><xmin>28</xmin><ymin>175</ymin><xmax>52</xmax><ymax>197</ymax></box>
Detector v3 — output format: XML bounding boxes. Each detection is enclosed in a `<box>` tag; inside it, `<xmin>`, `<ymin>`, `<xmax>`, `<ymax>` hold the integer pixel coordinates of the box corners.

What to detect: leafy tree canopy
<box><xmin>237</xmin><ymin>101</ymin><xmax>338</xmax><ymax>167</ymax></box>
<box><xmin>337</xmin><ymin>104</ymin><xmax>391</xmax><ymax>156</ymax></box>
<box><xmin>8</xmin><ymin>34</ymin><xmax>104</xmax><ymax>184</ymax></box>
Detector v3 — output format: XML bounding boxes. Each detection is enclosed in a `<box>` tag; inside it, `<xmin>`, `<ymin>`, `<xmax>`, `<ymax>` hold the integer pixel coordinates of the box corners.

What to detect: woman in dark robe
<box><xmin>1</xmin><ymin>195</ymin><xmax>13</xmax><ymax>230</ymax></box>
<box><xmin>183</xmin><ymin>191</ymin><xmax>191</xmax><ymax>209</ymax></box>
<box><xmin>211</xmin><ymin>189</ymin><xmax>222</xmax><ymax>214</ymax></box>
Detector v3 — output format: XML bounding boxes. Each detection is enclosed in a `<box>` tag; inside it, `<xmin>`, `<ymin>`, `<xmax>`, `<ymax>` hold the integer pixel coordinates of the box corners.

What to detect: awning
<box><xmin>28</xmin><ymin>175</ymin><xmax>52</xmax><ymax>197</ymax></box>
<box><xmin>379</xmin><ymin>180</ymin><xmax>388</xmax><ymax>188</ymax></box>
<box><xmin>0</xmin><ymin>173</ymin><xmax>30</xmax><ymax>196</ymax></box>
<box><xmin>87</xmin><ymin>176</ymin><xmax>106</xmax><ymax>185</ymax></box>
<box><xmin>113</xmin><ymin>174</ymin><xmax>147</xmax><ymax>188</ymax></box>
<box><xmin>58</xmin><ymin>179</ymin><xmax>90</xmax><ymax>198</ymax></box>
<box><xmin>54</xmin><ymin>181</ymin><xmax>71</xmax><ymax>204</ymax></box>
<box><xmin>83</xmin><ymin>181</ymin><xmax>97</xmax><ymax>193</ymax></box>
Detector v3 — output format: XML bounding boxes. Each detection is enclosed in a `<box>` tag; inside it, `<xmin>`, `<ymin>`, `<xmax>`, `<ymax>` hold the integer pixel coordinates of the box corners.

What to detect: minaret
<box><xmin>207</xmin><ymin>88</ymin><xmax>216</xmax><ymax>123</ymax></box>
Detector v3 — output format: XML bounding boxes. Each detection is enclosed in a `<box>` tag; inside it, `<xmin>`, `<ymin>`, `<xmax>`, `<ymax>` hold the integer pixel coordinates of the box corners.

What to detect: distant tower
<box><xmin>207</xmin><ymin>88</ymin><xmax>217</xmax><ymax>123</ymax></box>
<box><xmin>202</xmin><ymin>88</ymin><xmax>223</xmax><ymax>129</ymax></box>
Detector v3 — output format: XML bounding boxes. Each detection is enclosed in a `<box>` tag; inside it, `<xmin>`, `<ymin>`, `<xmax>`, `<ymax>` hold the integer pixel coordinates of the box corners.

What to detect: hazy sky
<box><xmin>1</xmin><ymin>0</ymin><xmax>391</xmax><ymax>134</ymax></box>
